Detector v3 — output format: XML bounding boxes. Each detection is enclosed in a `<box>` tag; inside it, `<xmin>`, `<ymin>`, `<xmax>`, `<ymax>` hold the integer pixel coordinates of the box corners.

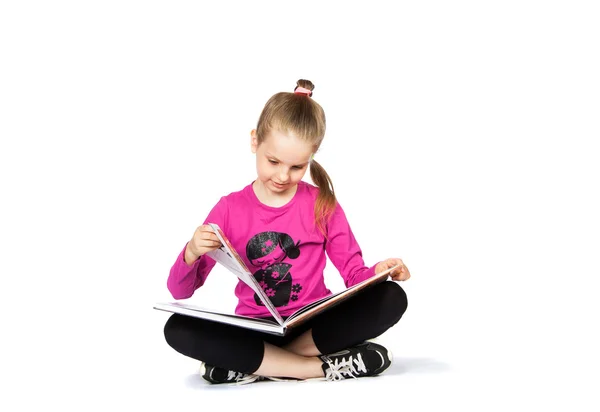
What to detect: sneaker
<box><xmin>200</xmin><ymin>363</ymin><xmax>261</xmax><ymax>385</ymax></box>
<box><xmin>319</xmin><ymin>341</ymin><xmax>393</xmax><ymax>381</ymax></box>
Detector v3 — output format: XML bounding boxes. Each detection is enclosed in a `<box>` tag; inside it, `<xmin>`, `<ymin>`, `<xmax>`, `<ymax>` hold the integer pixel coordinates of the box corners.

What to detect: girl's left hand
<box><xmin>375</xmin><ymin>258</ymin><xmax>411</xmax><ymax>281</ymax></box>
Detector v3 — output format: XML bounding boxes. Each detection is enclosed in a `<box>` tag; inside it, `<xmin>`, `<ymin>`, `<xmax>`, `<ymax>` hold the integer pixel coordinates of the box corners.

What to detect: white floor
<box><xmin>138</xmin><ymin>317</ymin><xmax>597</xmax><ymax>411</ymax></box>
<box><xmin>123</xmin><ymin>311</ymin><xmax>597</xmax><ymax>411</ymax></box>
<box><xmin>7</xmin><ymin>318</ymin><xmax>598</xmax><ymax>412</ymax></box>
<box><xmin>15</xmin><ymin>282</ymin><xmax>589</xmax><ymax>412</ymax></box>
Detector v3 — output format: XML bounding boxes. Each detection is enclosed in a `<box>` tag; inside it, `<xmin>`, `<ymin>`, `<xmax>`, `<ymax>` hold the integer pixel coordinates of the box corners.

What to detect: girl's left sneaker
<box><xmin>319</xmin><ymin>341</ymin><xmax>393</xmax><ymax>381</ymax></box>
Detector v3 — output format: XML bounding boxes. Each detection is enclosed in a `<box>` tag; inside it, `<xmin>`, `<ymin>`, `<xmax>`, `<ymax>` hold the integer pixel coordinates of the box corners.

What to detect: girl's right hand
<box><xmin>184</xmin><ymin>224</ymin><xmax>223</xmax><ymax>264</ymax></box>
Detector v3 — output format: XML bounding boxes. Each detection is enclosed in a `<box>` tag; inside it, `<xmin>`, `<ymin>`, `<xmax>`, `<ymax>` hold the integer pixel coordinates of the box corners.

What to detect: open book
<box><xmin>154</xmin><ymin>223</ymin><xmax>398</xmax><ymax>336</ymax></box>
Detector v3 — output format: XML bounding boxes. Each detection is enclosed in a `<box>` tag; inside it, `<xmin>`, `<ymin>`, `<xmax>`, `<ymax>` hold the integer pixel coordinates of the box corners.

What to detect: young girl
<box><xmin>164</xmin><ymin>79</ymin><xmax>411</xmax><ymax>384</ymax></box>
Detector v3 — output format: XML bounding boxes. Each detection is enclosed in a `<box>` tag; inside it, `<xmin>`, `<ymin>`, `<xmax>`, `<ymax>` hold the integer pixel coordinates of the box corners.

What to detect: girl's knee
<box><xmin>378</xmin><ymin>281</ymin><xmax>408</xmax><ymax>319</ymax></box>
<box><xmin>163</xmin><ymin>314</ymin><xmax>190</xmax><ymax>350</ymax></box>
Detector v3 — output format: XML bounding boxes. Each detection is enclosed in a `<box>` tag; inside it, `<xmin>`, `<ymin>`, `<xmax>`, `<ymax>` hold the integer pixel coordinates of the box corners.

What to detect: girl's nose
<box><xmin>278</xmin><ymin>170</ymin><xmax>289</xmax><ymax>182</ymax></box>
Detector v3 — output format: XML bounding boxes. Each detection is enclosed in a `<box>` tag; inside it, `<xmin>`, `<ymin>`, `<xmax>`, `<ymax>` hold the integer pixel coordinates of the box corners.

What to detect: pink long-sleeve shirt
<box><xmin>167</xmin><ymin>181</ymin><xmax>378</xmax><ymax>318</ymax></box>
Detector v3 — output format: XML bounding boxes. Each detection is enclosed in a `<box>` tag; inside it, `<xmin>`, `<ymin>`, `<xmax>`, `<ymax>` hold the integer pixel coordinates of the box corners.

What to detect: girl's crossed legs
<box><xmin>163</xmin><ymin>281</ymin><xmax>408</xmax><ymax>380</ymax></box>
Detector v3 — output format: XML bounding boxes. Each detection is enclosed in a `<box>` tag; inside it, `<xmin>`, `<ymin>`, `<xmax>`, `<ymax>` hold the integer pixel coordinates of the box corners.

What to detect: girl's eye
<box><xmin>268</xmin><ymin>160</ymin><xmax>278</xmax><ymax>165</ymax></box>
<box><xmin>292</xmin><ymin>166</ymin><xmax>303</xmax><ymax>170</ymax></box>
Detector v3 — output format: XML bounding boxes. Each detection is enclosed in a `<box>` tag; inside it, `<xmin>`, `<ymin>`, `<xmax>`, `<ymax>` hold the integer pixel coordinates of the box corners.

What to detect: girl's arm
<box><xmin>325</xmin><ymin>202</ymin><xmax>380</xmax><ymax>288</ymax></box>
<box><xmin>167</xmin><ymin>242</ymin><xmax>218</xmax><ymax>299</ymax></box>
<box><xmin>166</xmin><ymin>196</ymin><xmax>229</xmax><ymax>299</ymax></box>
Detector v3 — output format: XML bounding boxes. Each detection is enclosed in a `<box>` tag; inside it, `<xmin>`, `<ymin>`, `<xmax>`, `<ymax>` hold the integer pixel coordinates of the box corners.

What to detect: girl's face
<box><xmin>251</xmin><ymin>129</ymin><xmax>313</xmax><ymax>197</ymax></box>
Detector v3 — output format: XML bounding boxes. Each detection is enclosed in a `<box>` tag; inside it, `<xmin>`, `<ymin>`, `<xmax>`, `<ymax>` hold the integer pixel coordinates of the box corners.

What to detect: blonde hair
<box><xmin>255</xmin><ymin>79</ymin><xmax>336</xmax><ymax>236</ymax></box>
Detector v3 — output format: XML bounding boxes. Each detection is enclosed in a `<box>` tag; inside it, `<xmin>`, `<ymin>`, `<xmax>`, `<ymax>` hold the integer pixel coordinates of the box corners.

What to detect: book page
<box><xmin>284</xmin><ymin>264</ymin><xmax>399</xmax><ymax>329</ymax></box>
<box><xmin>153</xmin><ymin>302</ymin><xmax>285</xmax><ymax>335</ymax></box>
<box><xmin>206</xmin><ymin>223</ymin><xmax>284</xmax><ymax>326</ymax></box>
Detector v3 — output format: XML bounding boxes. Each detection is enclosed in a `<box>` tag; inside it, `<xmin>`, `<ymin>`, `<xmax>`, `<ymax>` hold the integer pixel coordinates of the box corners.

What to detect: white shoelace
<box><xmin>323</xmin><ymin>353</ymin><xmax>367</xmax><ymax>381</ymax></box>
<box><xmin>202</xmin><ymin>363</ymin><xmax>294</xmax><ymax>385</ymax></box>
<box><xmin>226</xmin><ymin>370</ymin><xmax>262</xmax><ymax>385</ymax></box>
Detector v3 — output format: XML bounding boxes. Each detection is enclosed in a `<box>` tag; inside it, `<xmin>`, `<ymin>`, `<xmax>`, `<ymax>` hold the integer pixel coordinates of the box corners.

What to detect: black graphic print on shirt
<box><xmin>246</xmin><ymin>232</ymin><xmax>302</xmax><ymax>307</ymax></box>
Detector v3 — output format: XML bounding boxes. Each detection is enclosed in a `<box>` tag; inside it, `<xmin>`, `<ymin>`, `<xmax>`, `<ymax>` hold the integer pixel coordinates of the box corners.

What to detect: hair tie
<box><xmin>294</xmin><ymin>87</ymin><xmax>313</xmax><ymax>97</ymax></box>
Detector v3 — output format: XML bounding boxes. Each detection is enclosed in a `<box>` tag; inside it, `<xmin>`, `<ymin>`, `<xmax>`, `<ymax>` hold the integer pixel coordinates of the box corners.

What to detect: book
<box><xmin>154</xmin><ymin>223</ymin><xmax>398</xmax><ymax>336</ymax></box>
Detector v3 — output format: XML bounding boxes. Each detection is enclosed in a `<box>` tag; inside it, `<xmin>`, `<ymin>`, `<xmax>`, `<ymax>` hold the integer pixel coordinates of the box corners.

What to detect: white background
<box><xmin>1</xmin><ymin>1</ymin><xmax>599</xmax><ymax>411</ymax></box>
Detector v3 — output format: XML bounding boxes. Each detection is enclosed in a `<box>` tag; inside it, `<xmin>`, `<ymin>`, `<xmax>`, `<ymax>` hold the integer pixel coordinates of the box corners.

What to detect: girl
<box><xmin>164</xmin><ymin>79</ymin><xmax>411</xmax><ymax>383</ymax></box>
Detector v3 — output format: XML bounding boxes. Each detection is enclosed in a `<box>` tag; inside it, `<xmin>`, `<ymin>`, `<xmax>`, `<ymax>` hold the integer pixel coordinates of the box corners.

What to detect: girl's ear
<box><xmin>250</xmin><ymin>129</ymin><xmax>258</xmax><ymax>154</ymax></box>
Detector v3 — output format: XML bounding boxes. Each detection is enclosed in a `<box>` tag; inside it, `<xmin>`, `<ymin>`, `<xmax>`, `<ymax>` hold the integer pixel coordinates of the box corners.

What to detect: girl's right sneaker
<box><xmin>319</xmin><ymin>341</ymin><xmax>393</xmax><ymax>381</ymax></box>
<box><xmin>200</xmin><ymin>363</ymin><xmax>261</xmax><ymax>385</ymax></box>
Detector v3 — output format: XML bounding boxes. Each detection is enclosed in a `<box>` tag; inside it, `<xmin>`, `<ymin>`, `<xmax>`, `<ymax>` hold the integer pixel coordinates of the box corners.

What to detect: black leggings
<box><xmin>163</xmin><ymin>281</ymin><xmax>408</xmax><ymax>374</ymax></box>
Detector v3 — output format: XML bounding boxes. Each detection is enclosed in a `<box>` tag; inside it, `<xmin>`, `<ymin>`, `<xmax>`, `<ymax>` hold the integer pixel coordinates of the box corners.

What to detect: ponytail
<box><xmin>310</xmin><ymin>159</ymin><xmax>336</xmax><ymax>238</ymax></box>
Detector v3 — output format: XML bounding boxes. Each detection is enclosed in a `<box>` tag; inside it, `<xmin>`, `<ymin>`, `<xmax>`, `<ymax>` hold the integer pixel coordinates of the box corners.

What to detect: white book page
<box><xmin>206</xmin><ymin>223</ymin><xmax>284</xmax><ymax>326</ymax></box>
<box><xmin>205</xmin><ymin>224</ymin><xmax>253</xmax><ymax>281</ymax></box>
<box><xmin>153</xmin><ymin>302</ymin><xmax>285</xmax><ymax>335</ymax></box>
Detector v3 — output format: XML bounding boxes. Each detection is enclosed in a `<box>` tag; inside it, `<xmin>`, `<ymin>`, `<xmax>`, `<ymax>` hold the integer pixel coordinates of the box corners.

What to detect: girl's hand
<box><xmin>376</xmin><ymin>258</ymin><xmax>411</xmax><ymax>281</ymax></box>
<box><xmin>185</xmin><ymin>225</ymin><xmax>223</xmax><ymax>264</ymax></box>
